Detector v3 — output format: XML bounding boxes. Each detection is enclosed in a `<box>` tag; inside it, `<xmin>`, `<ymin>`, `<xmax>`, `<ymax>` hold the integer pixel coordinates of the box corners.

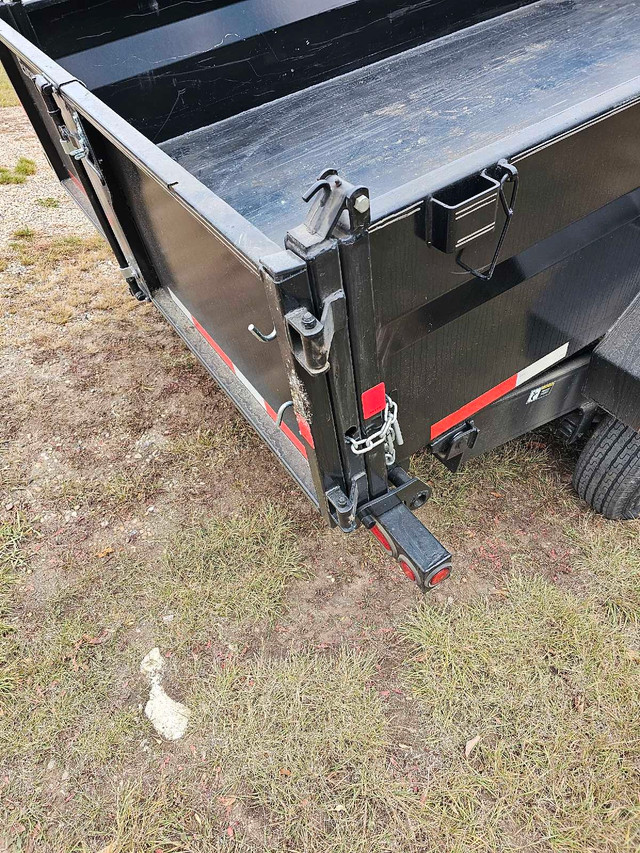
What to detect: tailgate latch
<box><xmin>287</xmin><ymin>169</ymin><xmax>370</xmax><ymax>248</ymax></box>
<box><xmin>30</xmin><ymin>74</ymin><xmax>88</xmax><ymax>160</ymax></box>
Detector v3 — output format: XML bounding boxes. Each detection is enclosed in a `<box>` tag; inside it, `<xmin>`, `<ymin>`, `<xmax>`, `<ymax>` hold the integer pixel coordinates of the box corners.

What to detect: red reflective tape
<box><xmin>279</xmin><ymin>422</ymin><xmax>308</xmax><ymax>459</ymax></box>
<box><xmin>265</xmin><ymin>402</ymin><xmax>278</xmax><ymax>421</ymax></box>
<box><xmin>296</xmin><ymin>415</ymin><xmax>315</xmax><ymax>448</ymax></box>
<box><xmin>191</xmin><ymin>317</ymin><xmax>235</xmax><ymax>371</ymax></box>
<box><xmin>430</xmin><ymin>374</ymin><xmax>517</xmax><ymax>440</ymax></box>
<box><xmin>361</xmin><ymin>382</ymin><xmax>386</xmax><ymax>419</ymax></box>
<box><xmin>265</xmin><ymin>402</ymin><xmax>307</xmax><ymax>457</ymax></box>
<box><xmin>166</xmin><ymin>289</ymin><xmax>308</xmax><ymax>460</ymax></box>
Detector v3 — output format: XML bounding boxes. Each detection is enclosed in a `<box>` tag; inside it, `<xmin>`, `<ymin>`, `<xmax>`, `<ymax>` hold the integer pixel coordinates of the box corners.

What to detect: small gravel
<box><xmin>0</xmin><ymin>105</ymin><xmax>93</xmax><ymax>245</ymax></box>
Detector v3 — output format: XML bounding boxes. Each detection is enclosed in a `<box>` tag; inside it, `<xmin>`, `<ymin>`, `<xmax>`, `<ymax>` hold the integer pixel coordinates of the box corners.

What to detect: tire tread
<box><xmin>573</xmin><ymin>415</ymin><xmax>640</xmax><ymax>520</ymax></box>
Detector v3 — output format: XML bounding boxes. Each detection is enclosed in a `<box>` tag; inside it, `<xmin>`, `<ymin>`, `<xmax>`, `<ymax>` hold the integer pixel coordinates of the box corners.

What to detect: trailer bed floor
<box><xmin>161</xmin><ymin>0</ymin><xmax>640</xmax><ymax>246</ymax></box>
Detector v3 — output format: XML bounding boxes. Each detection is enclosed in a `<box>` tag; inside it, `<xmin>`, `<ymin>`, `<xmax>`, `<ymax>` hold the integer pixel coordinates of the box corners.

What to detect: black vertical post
<box><xmin>338</xmin><ymin>229</ymin><xmax>389</xmax><ymax>500</ymax></box>
<box><xmin>260</xmin><ymin>251</ymin><xmax>348</xmax><ymax>526</ymax></box>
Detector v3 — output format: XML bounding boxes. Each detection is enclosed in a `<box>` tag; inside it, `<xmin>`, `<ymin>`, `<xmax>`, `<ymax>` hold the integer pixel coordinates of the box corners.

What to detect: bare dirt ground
<box><xmin>1</xmin><ymin>80</ymin><xmax>639</xmax><ymax>852</ymax></box>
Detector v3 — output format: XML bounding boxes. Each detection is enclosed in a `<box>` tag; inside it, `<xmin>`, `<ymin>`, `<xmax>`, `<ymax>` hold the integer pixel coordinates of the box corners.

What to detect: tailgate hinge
<box><xmin>27</xmin><ymin>71</ymin><xmax>147</xmax><ymax>298</ymax></box>
<box><xmin>326</xmin><ymin>464</ymin><xmax>430</xmax><ymax>534</ymax></box>
<box><xmin>284</xmin><ymin>289</ymin><xmax>346</xmax><ymax>375</ymax></box>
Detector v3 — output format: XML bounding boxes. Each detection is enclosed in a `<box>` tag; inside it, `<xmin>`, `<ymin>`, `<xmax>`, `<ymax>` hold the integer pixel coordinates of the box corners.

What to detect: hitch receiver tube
<box><xmin>360</xmin><ymin>500</ymin><xmax>452</xmax><ymax>591</ymax></box>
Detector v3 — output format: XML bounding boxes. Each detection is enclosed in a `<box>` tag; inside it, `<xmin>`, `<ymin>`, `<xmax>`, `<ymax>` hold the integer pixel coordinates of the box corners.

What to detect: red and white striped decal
<box><xmin>167</xmin><ymin>288</ymin><xmax>312</xmax><ymax>458</ymax></box>
<box><xmin>430</xmin><ymin>342</ymin><xmax>570</xmax><ymax>440</ymax></box>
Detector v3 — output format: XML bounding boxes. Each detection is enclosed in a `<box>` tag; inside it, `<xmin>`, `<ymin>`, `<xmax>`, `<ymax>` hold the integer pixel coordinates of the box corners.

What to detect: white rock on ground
<box><xmin>139</xmin><ymin>647</ymin><xmax>190</xmax><ymax>741</ymax></box>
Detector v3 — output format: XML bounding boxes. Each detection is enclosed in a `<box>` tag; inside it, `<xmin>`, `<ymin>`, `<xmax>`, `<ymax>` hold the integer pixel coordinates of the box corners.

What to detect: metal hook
<box><xmin>248</xmin><ymin>323</ymin><xmax>277</xmax><ymax>343</ymax></box>
<box><xmin>301</xmin><ymin>178</ymin><xmax>333</xmax><ymax>205</ymax></box>
<box><xmin>275</xmin><ymin>400</ymin><xmax>294</xmax><ymax>427</ymax></box>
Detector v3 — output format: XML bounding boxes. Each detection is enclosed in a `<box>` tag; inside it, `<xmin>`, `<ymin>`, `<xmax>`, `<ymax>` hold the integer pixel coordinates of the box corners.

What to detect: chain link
<box><xmin>345</xmin><ymin>396</ymin><xmax>404</xmax><ymax>466</ymax></box>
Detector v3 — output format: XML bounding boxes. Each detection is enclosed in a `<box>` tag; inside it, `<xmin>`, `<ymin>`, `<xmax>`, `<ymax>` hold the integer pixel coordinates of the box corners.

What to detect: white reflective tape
<box><xmin>516</xmin><ymin>342</ymin><xmax>569</xmax><ymax>387</ymax></box>
<box><xmin>167</xmin><ymin>287</ymin><xmax>191</xmax><ymax>320</ymax></box>
<box><xmin>234</xmin><ymin>365</ymin><xmax>266</xmax><ymax>408</ymax></box>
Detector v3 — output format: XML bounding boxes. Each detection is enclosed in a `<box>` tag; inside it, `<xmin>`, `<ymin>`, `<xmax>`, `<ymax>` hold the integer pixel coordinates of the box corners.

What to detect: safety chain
<box><xmin>345</xmin><ymin>396</ymin><xmax>404</xmax><ymax>466</ymax></box>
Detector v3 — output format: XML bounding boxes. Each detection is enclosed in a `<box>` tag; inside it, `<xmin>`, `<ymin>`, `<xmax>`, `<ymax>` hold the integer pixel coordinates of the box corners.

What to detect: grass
<box><xmin>169</xmin><ymin>421</ymin><xmax>258</xmax><ymax>470</ymax></box>
<box><xmin>14</xmin><ymin>156</ymin><xmax>36</xmax><ymax>177</ymax></box>
<box><xmin>0</xmin><ymin>168</ymin><xmax>25</xmax><ymax>186</ymax></box>
<box><xmin>412</xmin><ymin>435</ymin><xmax>563</xmax><ymax>519</ymax></box>
<box><xmin>0</xmin><ymin>66</ymin><xmax>18</xmax><ymax>107</ymax></box>
<box><xmin>186</xmin><ymin>649</ymin><xmax>418</xmax><ymax>852</ymax></box>
<box><xmin>0</xmin><ymin>516</ymin><xmax>31</xmax><ymax>699</ymax></box>
<box><xmin>0</xmin><ymin>157</ymin><xmax>36</xmax><ymax>185</ymax></box>
<box><xmin>169</xmin><ymin>425</ymin><xmax>237</xmax><ymax>469</ymax></box>
<box><xmin>1</xmin><ymin>179</ymin><xmax>639</xmax><ymax>849</ymax></box>
<box><xmin>568</xmin><ymin>517</ymin><xmax>640</xmax><ymax>627</ymax></box>
<box><xmin>7</xmin><ymin>231</ymin><xmax>106</xmax><ymax>269</ymax></box>
<box><xmin>402</xmin><ymin>572</ymin><xmax>640</xmax><ymax>852</ymax></box>
<box><xmin>0</xmin><ymin>231</ymin><xmax>129</xmax><ymax>337</ymax></box>
<box><xmin>160</xmin><ymin>502</ymin><xmax>305</xmax><ymax>636</ymax></box>
<box><xmin>12</xmin><ymin>226</ymin><xmax>35</xmax><ymax>239</ymax></box>
<box><xmin>36</xmin><ymin>197</ymin><xmax>61</xmax><ymax>208</ymax></box>
<box><xmin>2</xmin><ymin>443</ymin><xmax>639</xmax><ymax>851</ymax></box>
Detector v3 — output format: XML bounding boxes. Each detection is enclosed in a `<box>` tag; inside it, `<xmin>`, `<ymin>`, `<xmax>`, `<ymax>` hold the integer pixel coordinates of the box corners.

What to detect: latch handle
<box><xmin>456</xmin><ymin>160</ymin><xmax>519</xmax><ymax>281</ymax></box>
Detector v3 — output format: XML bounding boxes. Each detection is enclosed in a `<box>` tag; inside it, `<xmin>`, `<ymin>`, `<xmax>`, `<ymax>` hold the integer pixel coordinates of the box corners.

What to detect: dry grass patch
<box><xmin>0</xmin><ymin>515</ymin><xmax>31</xmax><ymax>699</ymax></box>
<box><xmin>187</xmin><ymin>649</ymin><xmax>419</xmax><ymax>852</ymax></box>
<box><xmin>567</xmin><ymin>516</ymin><xmax>640</xmax><ymax>627</ymax></box>
<box><xmin>0</xmin><ymin>609</ymin><xmax>141</xmax><ymax>763</ymax></box>
<box><xmin>169</xmin><ymin>424</ymin><xmax>239</xmax><ymax>467</ymax></box>
<box><xmin>38</xmin><ymin>466</ymin><xmax>166</xmax><ymax>518</ymax></box>
<box><xmin>402</xmin><ymin>572</ymin><xmax>640</xmax><ymax>852</ymax></box>
<box><xmin>412</xmin><ymin>434</ymin><xmax>565</xmax><ymax>525</ymax></box>
<box><xmin>0</xmin><ymin>524</ymin><xmax>143</xmax><ymax>772</ymax></box>
<box><xmin>169</xmin><ymin>420</ymin><xmax>259</xmax><ymax>471</ymax></box>
<box><xmin>36</xmin><ymin>197</ymin><xmax>61</xmax><ymax>209</ymax></box>
<box><xmin>6</xmin><ymin>231</ymin><xmax>107</xmax><ymax>270</ymax></box>
<box><xmin>0</xmin><ymin>231</ymin><xmax>138</xmax><ymax>340</ymax></box>
<box><xmin>160</xmin><ymin>502</ymin><xmax>305</xmax><ymax>640</ymax></box>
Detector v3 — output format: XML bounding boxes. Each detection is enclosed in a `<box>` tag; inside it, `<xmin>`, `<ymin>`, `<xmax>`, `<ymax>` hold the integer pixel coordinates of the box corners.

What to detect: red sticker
<box><xmin>361</xmin><ymin>382</ymin><xmax>386</xmax><ymax>419</ymax></box>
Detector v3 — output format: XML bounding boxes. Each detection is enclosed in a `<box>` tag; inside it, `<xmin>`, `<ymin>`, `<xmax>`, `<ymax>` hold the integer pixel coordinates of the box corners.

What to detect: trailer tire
<box><xmin>573</xmin><ymin>415</ymin><xmax>640</xmax><ymax>520</ymax></box>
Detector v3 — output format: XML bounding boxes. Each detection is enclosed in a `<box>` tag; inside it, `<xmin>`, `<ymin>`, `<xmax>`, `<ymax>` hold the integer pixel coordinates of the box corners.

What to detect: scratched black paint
<box><xmin>22</xmin><ymin>0</ymin><xmax>537</xmax><ymax>141</ymax></box>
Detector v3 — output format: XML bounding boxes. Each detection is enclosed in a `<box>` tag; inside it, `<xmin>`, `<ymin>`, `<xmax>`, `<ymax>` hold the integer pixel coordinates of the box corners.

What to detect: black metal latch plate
<box><xmin>285</xmin><ymin>290</ymin><xmax>346</xmax><ymax>375</ymax></box>
<box><xmin>430</xmin><ymin>419</ymin><xmax>479</xmax><ymax>472</ymax></box>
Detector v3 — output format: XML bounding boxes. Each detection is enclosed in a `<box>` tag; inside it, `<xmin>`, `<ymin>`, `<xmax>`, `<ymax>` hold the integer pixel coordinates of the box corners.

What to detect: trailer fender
<box><xmin>584</xmin><ymin>293</ymin><xmax>640</xmax><ymax>432</ymax></box>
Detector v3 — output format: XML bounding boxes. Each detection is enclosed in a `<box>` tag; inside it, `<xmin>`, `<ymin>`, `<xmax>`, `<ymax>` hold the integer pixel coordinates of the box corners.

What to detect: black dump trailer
<box><xmin>1</xmin><ymin>0</ymin><xmax>639</xmax><ymax>590</ymax></box>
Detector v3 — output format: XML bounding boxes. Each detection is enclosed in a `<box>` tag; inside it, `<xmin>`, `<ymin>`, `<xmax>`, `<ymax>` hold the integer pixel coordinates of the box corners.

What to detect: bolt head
<box><xmin>337</xmin><ymin>495</ymin><xmax>347</xmax><ymax>506</ymax></box>
<box><xmin>302</xmin><ymin>312</ymin><xmax>316</xmax><ymax>329</ymax></box>
<box><xmin>354</xmin><ymin>194</ymin><xmax>370</xmax><ymax>214</ymax></box>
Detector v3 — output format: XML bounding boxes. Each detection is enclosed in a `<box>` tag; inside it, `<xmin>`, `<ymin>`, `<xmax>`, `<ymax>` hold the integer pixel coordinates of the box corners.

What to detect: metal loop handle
<box><xmin>248</xmin><ymin>323</ymin><xmax>277</xmax><ymax>343</ymax></box>
<box><xmin>456</xmin><ymin>160</ymin><xmax>519</xmax><ymax>282</ymax></box>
